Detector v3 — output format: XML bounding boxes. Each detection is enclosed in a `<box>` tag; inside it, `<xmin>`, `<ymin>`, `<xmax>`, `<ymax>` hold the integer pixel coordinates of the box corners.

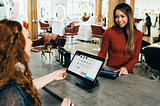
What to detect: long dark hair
<box><xmin>113</xmin><ymin>3</ymin><xmax>136</xmax><ymax>57</ymax></box>
<box><xmin>0</xmin><ymin>19</ymin><xmax>42</xmax><ymax>106</ymax></box>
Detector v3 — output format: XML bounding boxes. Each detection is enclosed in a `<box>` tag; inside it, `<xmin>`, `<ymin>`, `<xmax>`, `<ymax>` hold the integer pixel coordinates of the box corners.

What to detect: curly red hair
<box><xmin>0</xmin><ymin>19</ymin><xmax>42</xmax><ymax>106</ymax></box>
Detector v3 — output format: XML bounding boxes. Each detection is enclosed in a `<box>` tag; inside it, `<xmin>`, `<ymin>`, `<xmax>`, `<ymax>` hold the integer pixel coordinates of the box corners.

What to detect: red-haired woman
<box><xmin>0</xmin><ymin>19</ymin><xmax>74</xmax><ymax>106</ymax></box>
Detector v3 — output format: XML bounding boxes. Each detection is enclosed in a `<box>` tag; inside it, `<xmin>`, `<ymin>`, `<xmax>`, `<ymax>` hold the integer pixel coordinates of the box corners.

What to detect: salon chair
<box><xmin>23</xmin><ymin>21</ymin><xmax>28</xmax><ymax>30</ymax></box>
<box><xmin>144</xmin><ymin>47</ymin><xmax>160</xmax><ymax>82</ymax></box>
<box><xmin>39</xmin><ymin>21</ymin><xmax>50</xmax><ymax>34</ymax></box>
<box><xmin>153</xmin><ymin>34</ymin><xmax>160</xmax><ymax>43</ymax></box>
<box><xmin>31</xmin><ymin>33</ymin><xmax>59</xmax><ymax>52</ymax></box>
<box><xmin>97</xmin><ymin>22</ymin><xmax>105</xmax><ymax>26</ymax></box>
<box><xmin>64</xmin><ymin>25</ymin><xmax>80</xmax><ymax>45</ymax></box>
<box><xmin>64</xmin><ymin>21</ymin><xmax>78</xmax><ymax>29</ymax></box>
<box><xmin>91</xmin><ymin>25</ymin><xmax>105</xmax><ymax>51</ymax></box>
<box><xmin>69</xmin><ymin>21</ymin><xmax>78</xmax><ymax>25</ymax></box>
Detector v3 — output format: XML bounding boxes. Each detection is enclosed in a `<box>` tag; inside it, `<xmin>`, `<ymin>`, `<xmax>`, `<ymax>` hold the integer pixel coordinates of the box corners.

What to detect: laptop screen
<box><xmin>67</xmin><ymin>51</ymin><xmax>105</xmax><ymax>83</ymax></box>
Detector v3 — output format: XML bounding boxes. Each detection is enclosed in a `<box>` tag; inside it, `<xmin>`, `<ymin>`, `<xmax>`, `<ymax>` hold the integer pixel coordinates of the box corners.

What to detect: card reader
<box><xmin>99</xmin><ymin>70</ymin><xmax>119</xmax><ymax>79</ymax></box>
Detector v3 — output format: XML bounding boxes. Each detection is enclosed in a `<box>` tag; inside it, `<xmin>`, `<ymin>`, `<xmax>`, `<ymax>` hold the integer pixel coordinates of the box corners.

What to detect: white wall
<box><xmin>51</xmin><ymin>0</ymin><xmax>57</xmax><ymax>18</ymax></box>
<box><xmin>135</xmin><ymin>0</ymin><xmax>160</xmax><ymax>18</ymax></box>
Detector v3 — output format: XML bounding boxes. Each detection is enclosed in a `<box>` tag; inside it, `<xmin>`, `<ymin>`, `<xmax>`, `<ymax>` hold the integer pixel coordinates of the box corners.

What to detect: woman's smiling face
<box><xmin>115</xmin><ymin>9</ymin><xmax>128</xmax><ymax>28</ymax></box>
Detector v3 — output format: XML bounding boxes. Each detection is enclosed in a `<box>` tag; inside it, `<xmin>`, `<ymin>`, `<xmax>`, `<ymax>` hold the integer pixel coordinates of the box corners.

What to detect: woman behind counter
<box><xmin>0</xmin><ymin>19</ymin><xmax>73</xmax><ymax>106</ymax></box>
<box><xmin>98</xmin><ymin>3</ymin><xmax>142</xmax><ymax>76</ymax></box>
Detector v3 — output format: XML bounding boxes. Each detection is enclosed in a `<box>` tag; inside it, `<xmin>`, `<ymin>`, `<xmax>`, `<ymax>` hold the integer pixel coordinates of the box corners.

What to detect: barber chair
<box><xmin>153</xmin><ymin>34</ymin><xmax>160</xmax><ymax>43</ymax></box>
<box><xmin>31</xmin><ymin>33</ymin><xmax>59</xmax><ymax>52</ymax></box>
<box><xmin>91</xmin><ymin>25</ymin><xmax>105</xmax><ymax>51</ymax></box>
<box><xmin>64</xmin><ymin>21</ymin><xmax>78</xmax><ymax>29</ymax></box>
<box><xmin>39</xmin><ymin>21</ymin><xmax>50</xmax><ymax>34</ymax></box>
<box><xmin>144</xmin><ymin>47</ymin><xmax>160</xmax><ymax>82</ymax></box>
<box><xmin>97</xmin><ymin>22</ymin><xmax>105</xmax><ymax>26</ymax></box>
<box><xmin>64</xmin><ymin>25</ymin><xmax>80</xmax><ymax>45</ymax></box>
<box><xmin>69</xmin><ymin>21</ymin><xmax>78</xmax><ymax>25</ymax></box>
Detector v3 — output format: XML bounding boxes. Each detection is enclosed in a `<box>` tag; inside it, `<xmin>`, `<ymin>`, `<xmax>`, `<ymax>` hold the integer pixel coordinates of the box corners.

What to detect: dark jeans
<box><xmin>146</xmin><ymin>25</ymin><xmax>151</xmax><ymax>36</ymax></box>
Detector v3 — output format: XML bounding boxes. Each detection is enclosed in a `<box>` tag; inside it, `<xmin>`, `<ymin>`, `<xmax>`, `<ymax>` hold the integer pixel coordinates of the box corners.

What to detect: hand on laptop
<box><xmin>114</xmin><ymin>67</ymin><xmax>128</xmax><ymax>76</ymax></box>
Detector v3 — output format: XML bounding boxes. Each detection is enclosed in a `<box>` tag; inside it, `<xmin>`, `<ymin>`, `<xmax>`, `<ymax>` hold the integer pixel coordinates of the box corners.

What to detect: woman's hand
<box><xmin>61</xmin><ymin>98</ymin><xmax>74</xmax><ymax>106</ymax></box>
<box><xmin>53</xmin><ymin>69</ymin><xmax>67</xmax><ymax>81</ymax></box>
<box><xmin>114</xmin><ymin>67</ymin><xmax>128</xmax><ymax>76</ymax></box>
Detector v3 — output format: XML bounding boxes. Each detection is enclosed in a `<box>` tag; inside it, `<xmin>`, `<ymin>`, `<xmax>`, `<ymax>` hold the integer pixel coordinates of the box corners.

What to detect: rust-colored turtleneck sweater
<box><xmin>98</xmin><ymin>27</ymin><xmax>142</xmax><ymax>73</ymax></box>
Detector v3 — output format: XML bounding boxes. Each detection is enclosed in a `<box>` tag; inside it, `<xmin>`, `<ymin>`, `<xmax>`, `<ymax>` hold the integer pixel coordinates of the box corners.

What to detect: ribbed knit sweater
<box><xmin>98</xmin><ymin>27</ymin><xmax>142</xmax><ymax>73</ymax></box>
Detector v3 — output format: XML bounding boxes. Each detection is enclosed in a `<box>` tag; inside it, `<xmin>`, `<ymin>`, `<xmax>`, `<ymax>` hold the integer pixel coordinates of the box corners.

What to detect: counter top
<box><xmin>29</xmin><ymin>52</ymin><xmax>160</xmax><ymax>106</ymax></box>
<box><xmin>44</xmin><ymin>73</ymin><xmax>160</xmax><ymax>106</ymax></box>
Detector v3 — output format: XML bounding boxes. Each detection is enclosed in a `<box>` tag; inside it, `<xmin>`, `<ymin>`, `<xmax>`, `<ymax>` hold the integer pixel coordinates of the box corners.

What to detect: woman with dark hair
<box><xmin>98</xmin><ymin>3</ymin><xmax>142</xmax><ymax>76</ymax></box>
<box><xmin>0</xmin><ymin>19</ymin><xmax>73</xmax><ymax>106</ymax></box>
<box><xmin>145</xmin><ymin>13</ymin><xmax>151</xmax><ymax>36</ymax></box>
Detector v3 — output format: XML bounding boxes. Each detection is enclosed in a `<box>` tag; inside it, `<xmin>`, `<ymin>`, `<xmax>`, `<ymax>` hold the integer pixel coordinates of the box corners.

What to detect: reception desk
<box><xmin>30</xmin><ymin>52</ymin><xmax>160</xmax><ymax>106</ymax></box>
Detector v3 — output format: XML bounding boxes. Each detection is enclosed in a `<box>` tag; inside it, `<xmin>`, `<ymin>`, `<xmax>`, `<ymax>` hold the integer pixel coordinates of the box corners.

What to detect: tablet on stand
<box><xmin>66</xmin><ymin>50</ymin><xmax>105</xmax><ymax>89</ymax></box>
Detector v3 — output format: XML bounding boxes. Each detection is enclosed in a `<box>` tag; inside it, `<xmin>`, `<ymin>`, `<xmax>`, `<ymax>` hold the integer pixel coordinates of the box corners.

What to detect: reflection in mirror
<box><xmin>55</xmin><ymin>5</ymin><xmax>65</xmax><ymax>21</ymax></box>
<box><xmin>40</xmin><ymin>6</ymin><xmax>47</xmax><ymax>18</ymax></box>
<box><xmin>79</xmin><ymin>4</ymin><xmax>92</xmax><ymax>22</ymax></box>
<box><xmin>81</xmin><ymin>12</ymin><xmax>89</xmax><ymax>22</ymax></box>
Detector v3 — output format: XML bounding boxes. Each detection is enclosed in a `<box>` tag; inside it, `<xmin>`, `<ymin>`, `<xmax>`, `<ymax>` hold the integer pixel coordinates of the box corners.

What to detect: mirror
<box><xmin>39</xmin><ymin>6</ymin><xmax>47</xmax><ymax>19</ymax></box>
<box><xmin>55</xmin><ymin>5</ymin><xmax>65</xmax><ymax>21</ymax></box>
<box><xmin>79</xmin><ymin>4</ymin><xmax>92</xmax><ymax>22</ymax></box>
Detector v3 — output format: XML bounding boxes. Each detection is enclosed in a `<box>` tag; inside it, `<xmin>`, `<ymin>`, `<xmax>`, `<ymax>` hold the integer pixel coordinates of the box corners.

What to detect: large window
<box><xmin>7</xmin><ymin>0</ymin><xmax>28</xmax><ymax>21</ymax></box>
<box><xmin>7</xmin><ymin>0</ymin><xmax>51</xmax><ymax>22</ymax></box>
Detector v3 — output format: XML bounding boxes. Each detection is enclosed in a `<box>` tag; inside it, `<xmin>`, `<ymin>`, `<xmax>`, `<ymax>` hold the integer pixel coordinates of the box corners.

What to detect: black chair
<box><xmin>144</xmin><ymin>47</ymin><xmax>160</xmax><ymax>82</ymax></box>
<box><xmin>138</xmin><ymin>40</ymin><xmax>151</xmax><ymax>64</ymax></box>
<box><xmin>153</xmin><ymin>34</ymin><xmax>160</xmax><ymax>43</ymax></box>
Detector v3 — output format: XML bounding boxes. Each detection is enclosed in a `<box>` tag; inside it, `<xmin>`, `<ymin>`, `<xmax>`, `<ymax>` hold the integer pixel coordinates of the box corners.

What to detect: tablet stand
<box><xmin>76</xmin><ymin>79</ymin><xmax>99</xmax><ymax>89</ymax></box>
